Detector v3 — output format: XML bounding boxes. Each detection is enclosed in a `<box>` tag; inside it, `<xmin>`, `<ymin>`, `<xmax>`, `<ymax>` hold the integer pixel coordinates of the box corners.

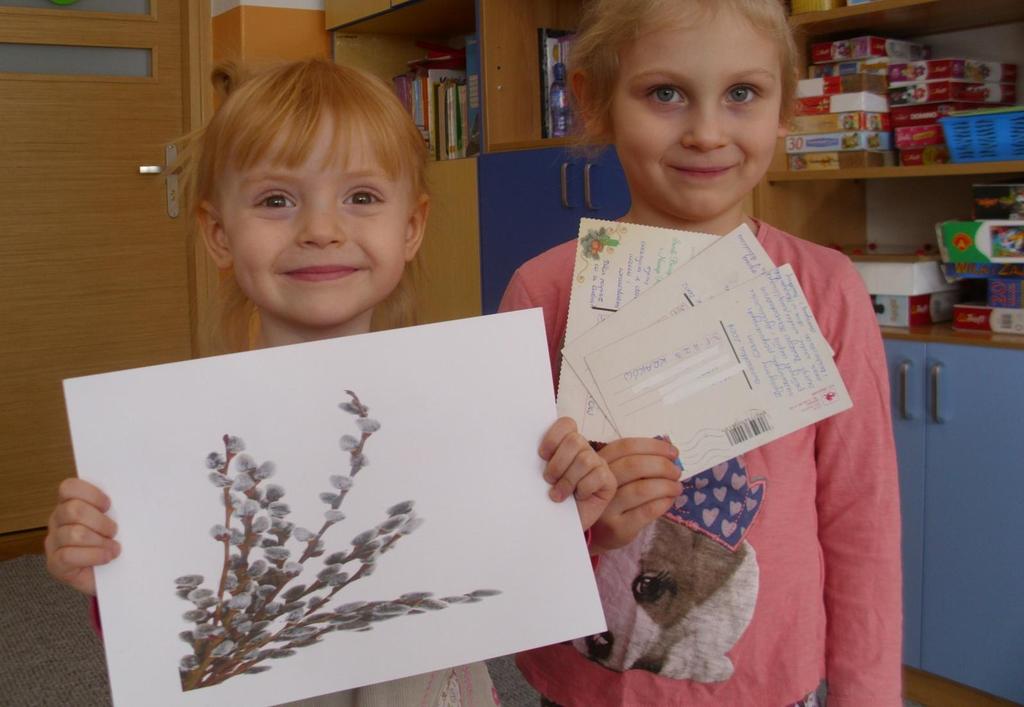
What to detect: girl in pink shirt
<box><xmin>499</xmin><ymin>1</ymin><xmax>903</xmax><ymax>705</ymax></box>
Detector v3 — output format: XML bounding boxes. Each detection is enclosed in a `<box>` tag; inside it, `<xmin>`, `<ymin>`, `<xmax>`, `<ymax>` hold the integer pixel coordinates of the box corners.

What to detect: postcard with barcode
<box><xmin>584</xmin><ymin>265</ymin><xmax>852</xmax><ymax>477</ymax></box>
<box><xmin>561</xmin><ymin>224</ymin><xmax>774</xmax><ymax>424</ymax></box>
<box><xmin>556</xmin><ymin>218</ymin><xmax>717</xmax><ymax>442</ymax></box>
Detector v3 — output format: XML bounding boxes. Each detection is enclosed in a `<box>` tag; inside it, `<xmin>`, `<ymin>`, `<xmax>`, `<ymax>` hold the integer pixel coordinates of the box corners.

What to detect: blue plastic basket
<box><xmin>939</xmin><ymin>108</ymin><xmax>1024</xmax><ymax>163</ymax></box>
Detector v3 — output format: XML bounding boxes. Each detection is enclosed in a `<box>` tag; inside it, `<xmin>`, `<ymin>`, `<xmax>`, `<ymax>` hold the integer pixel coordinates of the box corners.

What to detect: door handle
<box><xmin>139</xmin><ymin>145</ymin><xmax>179</xmax><ymax>218</ymax></box>
<box><xmin>930</xmin><ymin>362</ymin><xmax>945</xmax><ymax>424</ymax></box>
<box><xmin>898</xmin><ymin>360</ymin><xmax>912</xmax><ymax>420</ymax></box>
<box><xmin>560</xmin><ymin>162</ymin><xmax>572</xmax><ymax>208</ymax></box>
<box><xmin>584</xmin><ymin>162</ymin><xmax>596</xmax><ymax>210</ymax></box>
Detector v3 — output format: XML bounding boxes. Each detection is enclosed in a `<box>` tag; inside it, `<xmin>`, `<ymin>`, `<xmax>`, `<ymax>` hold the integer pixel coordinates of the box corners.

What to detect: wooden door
<box><xmin>0</xmin><ymin>0</ymin><xmax>210</xmax><ymax>538</ymax></box>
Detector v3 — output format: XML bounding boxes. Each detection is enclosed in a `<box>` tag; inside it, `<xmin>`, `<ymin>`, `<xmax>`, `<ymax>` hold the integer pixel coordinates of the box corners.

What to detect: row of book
<box><xmin>390</xmin><ymin>28</ymin><xmax>580</xmax><ymax>157</ymax></box>
<box><xmin>391</xmin><ymin>36</ymin><xmax>481</xmax><ymax>161</ymax></box>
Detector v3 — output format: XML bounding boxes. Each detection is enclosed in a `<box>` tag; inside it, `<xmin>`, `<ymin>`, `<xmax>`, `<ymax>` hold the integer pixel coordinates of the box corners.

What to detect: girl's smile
<box><xmin>669</xmin><ymin>164</ymin><xmax>737</xmax><ymax>179</ymax></box>
<box><xmin>284</xmin><ymin>264</ymin><xmax>359</xmax><ymax>282</ymax></box>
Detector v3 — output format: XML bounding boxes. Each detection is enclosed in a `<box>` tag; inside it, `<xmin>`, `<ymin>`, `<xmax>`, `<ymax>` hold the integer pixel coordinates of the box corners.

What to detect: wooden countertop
<box><xmin>881</xmin><ymin>323</ymin><xmax>1024</xmax><ymax>351</ymax></box>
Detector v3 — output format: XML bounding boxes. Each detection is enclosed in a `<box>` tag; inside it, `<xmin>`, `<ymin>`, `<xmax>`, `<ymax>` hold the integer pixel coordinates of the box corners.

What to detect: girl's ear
<box><xmin>198</xmin><ymin>201</ymin><xmax>233</xmax><ymax>269</ymax></box>
<box><xmin>403</xmin><ymin>193</ymin><xmax>429</xmax><ymax>261</ymax></box>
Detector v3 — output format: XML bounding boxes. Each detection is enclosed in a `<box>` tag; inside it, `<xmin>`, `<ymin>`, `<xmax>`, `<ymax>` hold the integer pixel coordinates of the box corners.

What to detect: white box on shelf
<box><xmin>854</xmin><ymin>259</ymin><xmax>958</xmax><ymax>296</ymax></box>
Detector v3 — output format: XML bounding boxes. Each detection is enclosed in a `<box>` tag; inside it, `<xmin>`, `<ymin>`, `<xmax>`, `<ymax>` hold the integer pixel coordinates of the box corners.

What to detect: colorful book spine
<box><xmin>464</xmin><ymin>33</ymin><xmax>482</xmax><ymax>156</ymax></box>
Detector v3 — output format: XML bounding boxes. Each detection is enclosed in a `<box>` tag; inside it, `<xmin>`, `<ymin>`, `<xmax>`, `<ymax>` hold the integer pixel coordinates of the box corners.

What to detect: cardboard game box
<box><xmin>973</xmin><ymin>184</ymin><xmax>1024</xmax><ymax>221</ymax></box>
<box><xmin>872</xmin><ymin>291</ymin><xmax>959</xmax><ymax>327</ymax></box>
<box><xmin>952</xmin><ymin>303</ymin><xmax>1024</xmax><ymax>334</ymax></box>
<box><xmin>937</xmin><ymin>221</ymin><xmax>1024</xmax><ymax>264</ymax></box>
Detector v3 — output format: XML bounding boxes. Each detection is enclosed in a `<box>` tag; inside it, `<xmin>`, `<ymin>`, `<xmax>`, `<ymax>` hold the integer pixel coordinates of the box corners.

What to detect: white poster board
<box><xmin>63</xmin><ymin>309</ymin><xmax>605</xmax><ymax>706</ymax></box>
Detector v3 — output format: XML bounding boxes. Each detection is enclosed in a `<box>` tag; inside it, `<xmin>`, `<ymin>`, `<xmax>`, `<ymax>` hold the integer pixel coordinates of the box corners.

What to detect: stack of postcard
<box><xmin>557</xmin><ymin>219</ymin><xmax>852</xmax><ymax>478</ymax></box>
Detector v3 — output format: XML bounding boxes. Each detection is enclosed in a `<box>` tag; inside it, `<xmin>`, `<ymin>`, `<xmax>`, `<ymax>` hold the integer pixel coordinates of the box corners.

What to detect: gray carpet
<box><xmin>0</xmin><ymin>554</ymin><xmax>537</xmax><ymax>707</ymax></box>
<box><xmin>0</xmin><ymin>555</ymin><xmax>112</xmax><ymax>706</ymax></box>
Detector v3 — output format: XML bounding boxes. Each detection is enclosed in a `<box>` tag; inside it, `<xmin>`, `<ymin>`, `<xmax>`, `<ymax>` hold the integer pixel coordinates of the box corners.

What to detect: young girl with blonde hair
<box><xmin>45</xmin><ymin>57</ymin><xmax>616</xmax><ymax>707</ymax></box>
<box><xmin>500</xmin><ymin>1</ymin><xmax>902</xmax><ymax>705</ymax></box>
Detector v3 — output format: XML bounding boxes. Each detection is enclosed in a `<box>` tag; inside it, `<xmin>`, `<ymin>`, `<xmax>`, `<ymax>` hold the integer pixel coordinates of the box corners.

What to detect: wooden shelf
<box><xmin>850</xmin><ymin>253</ymin><xmax>940</xmax><ymax>262</ymax></box>
<box><xmin>881</xmin><ymin>322</ymin><xmax>1024</xmax><ymax>350</ymax></box>
<box><xmin>768</xmin><ymin>160</ymin><xmax>1024</xmax><ymax>182</ymax></box>
<box><xmin>789</xmin><ymin>0</ymin><xmax>1024</xmax><ymax>39</ymax></box>
<box><xmin>328</xmin><ymin>0</ymin><xmax>474</xmax><ymax>35</ymax></box>
<box><xmin>488</xmin><ymin>137</ymin><xmax>577</xmax><ymax>153</ymax></box>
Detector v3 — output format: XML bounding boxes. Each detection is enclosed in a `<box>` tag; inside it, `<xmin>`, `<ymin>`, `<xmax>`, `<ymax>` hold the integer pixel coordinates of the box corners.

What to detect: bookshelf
<box><xmin>768</xmin><ymin>160</ymin><xmax>1024</xmax><ymax>181</ymax></box>
<box><xmin>327</xmin><ymin>0</ymin><xmax>586</xmax><ymax>152</ymax></box>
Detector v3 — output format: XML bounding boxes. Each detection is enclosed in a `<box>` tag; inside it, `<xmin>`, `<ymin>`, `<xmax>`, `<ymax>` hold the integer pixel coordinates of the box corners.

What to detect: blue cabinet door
<box><xmin>921</xmin><ymin>343</ymin><xmax>1024</xmax><ymax>703</ymax></box>
<box><xmin>884</xmin><ymin>339</ymin><xmax>926</xmax><ymax>669</ymax></box>
<box><xmin>477</xmin><ymin>146</ymin><xmax>630</xmax><ymax>313</ymax></box>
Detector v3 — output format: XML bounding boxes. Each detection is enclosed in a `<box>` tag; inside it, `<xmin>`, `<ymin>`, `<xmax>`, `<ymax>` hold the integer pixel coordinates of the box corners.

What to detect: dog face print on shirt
<box><xmin>573</xmin><ymin>456</ymin><xmax>765</xmax><ymax>681</ymax></box>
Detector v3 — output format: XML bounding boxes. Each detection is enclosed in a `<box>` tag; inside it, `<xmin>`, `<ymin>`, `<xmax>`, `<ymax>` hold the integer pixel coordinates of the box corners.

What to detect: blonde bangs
<box><xmin>198</xmin><ymin>59</ymin><xmax>426</xmax><ymax>207</ymax></box>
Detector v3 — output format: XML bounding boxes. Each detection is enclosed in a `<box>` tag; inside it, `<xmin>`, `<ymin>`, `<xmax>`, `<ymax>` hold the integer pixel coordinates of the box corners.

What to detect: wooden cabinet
<box><xmin>885</xmin><ymin>338</ymin><xmax>1024</xmax><ymax>703</ymax></box>
<box><xmin>325</xmin><ymin>0</ymin><xmax>391</xmax><ymax>31</ymax></box>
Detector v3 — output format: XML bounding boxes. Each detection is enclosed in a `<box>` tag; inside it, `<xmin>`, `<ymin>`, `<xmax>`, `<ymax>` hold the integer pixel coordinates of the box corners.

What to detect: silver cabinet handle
<box><xmin>584</xmin><ymin>162</ymin><xmax>595</xmax><ymax>210</ymax></box>
<box><xmin>139</xmin><ymin>165</ymin><xmax>162</xmax><ymax>174</ymax></box>
<box><xmin>898</xmin><ymin>360</ymin><xmax>911</xmax><ymax>420</ymax></box>
<box><xmin>560</xmin><ymin>162</ymin><xmax>571</xmax><ymax>208</ymax></box>
<box><xmin>930</xmin><ymin>362</ymin><xmax>944</xmax><ymax>424</ymax></box>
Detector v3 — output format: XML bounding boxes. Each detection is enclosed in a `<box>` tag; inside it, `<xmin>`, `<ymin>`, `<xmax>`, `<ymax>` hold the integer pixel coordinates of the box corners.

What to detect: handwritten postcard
<box><xmin>62</xmin><ymin>310</ymin><xmax>606</xmax><ymax>707</ymax></box>
<box><xmin>557</xmin><ymin>218</ymin><xmax>717</xmax><ymax>441</ymax></box>
<box><xmin>562</xmin><ymin>224</ymin><xmax>774</xmax><ymax>424</ymax></box>
<box><xmin>584</xmin><ymin>266</ymin><xmax>851</xmax><ymax>477</ymax></box>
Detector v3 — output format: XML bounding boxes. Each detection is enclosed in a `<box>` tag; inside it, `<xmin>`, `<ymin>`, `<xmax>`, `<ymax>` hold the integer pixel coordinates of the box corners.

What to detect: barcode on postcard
<box><xmin>725</xmin><ymin>412</ymin><xmax>772</xmax><ymax>446</ymax></box>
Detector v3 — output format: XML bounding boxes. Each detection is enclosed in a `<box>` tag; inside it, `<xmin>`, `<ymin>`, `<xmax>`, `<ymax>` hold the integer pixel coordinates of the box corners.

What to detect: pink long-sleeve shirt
<box><xmin>499</xmin><ymin>220</ymin><xmax>903</xmax><ymax>707</ymax></box>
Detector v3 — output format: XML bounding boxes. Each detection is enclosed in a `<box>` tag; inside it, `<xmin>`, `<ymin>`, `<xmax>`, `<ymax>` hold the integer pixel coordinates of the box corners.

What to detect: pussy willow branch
<box><xmin>198</xmin><ymin>561</ymin><xmax>379</xmax><ymax>687</ymax></box>
<box><xmin>180</xmin><ymin>392</ymin><xmax>488</xmax><ymax>692</ymax></box>
<box><xmin>193</xmin><ymin>395</ymin><xmax>379</xmax><ymax>686</ymax></box>
<box><xmin>299</xmin><ymin>391</ymin><xmax>372</xmax><ymax>564</ymax></box>
<box><xmin>212</xmin><ymin>438</ymin><xmax>237</xmax><ymax>629</ymax></box>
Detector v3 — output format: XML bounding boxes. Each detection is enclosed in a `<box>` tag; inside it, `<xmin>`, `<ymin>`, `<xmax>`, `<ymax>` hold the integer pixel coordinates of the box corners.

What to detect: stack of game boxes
<box><xmin>855</xmin><ymin>256</ymin><xmax>961</xmax><ymax>329</ymax></box>
<box><xmin>787</xmin><ymin>36</ymin><xmax>929</xmax><ymax>172</ymax></box>
<box><xmin>939</xmin><ymin>184</ymin><xmax>1024</xmax><ymax>334</ymax></box>
<box><xmin>887</xmin><ymin>59</ymin><xmax>1018</xmax><ymax>166</ymax></box>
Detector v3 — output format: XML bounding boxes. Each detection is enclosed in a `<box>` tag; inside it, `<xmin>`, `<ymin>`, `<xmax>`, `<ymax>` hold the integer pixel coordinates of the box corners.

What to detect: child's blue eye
<box><xmin>261</xmin><ymin>194</ymin><xmax>293</xmax><ymax>208</ymax></box>
<box><xmin>728</xmin><ymin>86</ymin><xmax>756</xmax><ymax>104</ymax></box>
<box><xmin>651</xmin><ymin>87</ymin><xmax>681</xmax><ymax>103</ymax></box>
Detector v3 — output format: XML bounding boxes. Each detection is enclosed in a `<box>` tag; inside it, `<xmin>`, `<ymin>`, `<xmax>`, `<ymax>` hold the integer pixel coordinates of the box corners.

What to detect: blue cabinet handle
<box><xmin>930</xmin><ymin>362</ymin><xmax>945</xmax><ymax>424</ymax></box>
<box><xmin>560</xmin><ymin>162</ymin><xmax>572</xmax><ymax>208</ymax></box>
<box><xmin>584</xmin><ymin>162</ymin><xmax>596</xmax><ymax>210</ymax></box>
<box><xmin>899</xmin><ymin>360</ymin><xmax>912</xmax><ymax>420</ymax></box>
